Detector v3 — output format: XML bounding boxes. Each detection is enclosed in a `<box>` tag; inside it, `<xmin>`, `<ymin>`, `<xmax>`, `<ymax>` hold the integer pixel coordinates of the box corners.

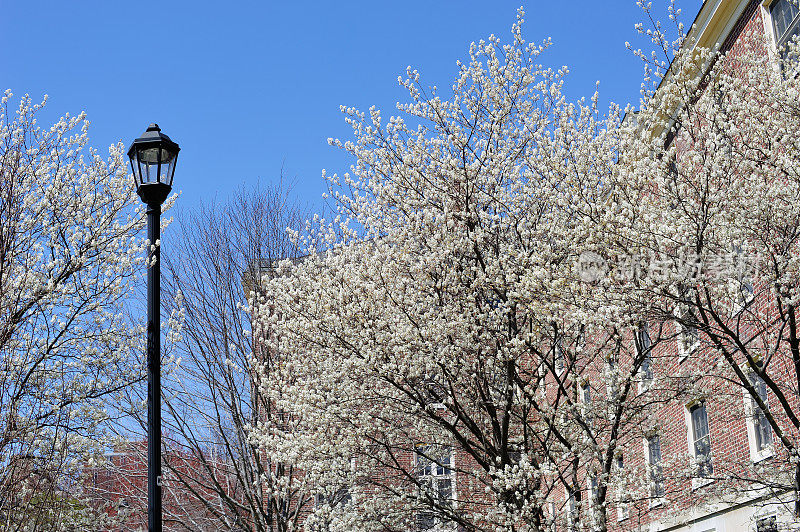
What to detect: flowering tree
<box><xmin>249</xmin><ymin>1</ymin><xmax>800</xmax><ymax>528</ymax></box>
<box><xmin>251</xmin><ymin>11</ymin><xmax>670</xmax><ymax>531</ymax></box>
<box><xmin>0</xmin><ymin>92</ymin><xmax>146</xmax><ymax>530</ymax></box>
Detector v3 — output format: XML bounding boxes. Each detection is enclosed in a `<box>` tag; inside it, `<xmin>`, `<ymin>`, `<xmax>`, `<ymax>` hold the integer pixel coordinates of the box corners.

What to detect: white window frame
<box><xmin>605</xmin><ymin>356</ymin><xmax>619</xmax><ymax>401</ymax></box>
<box><xmin>565</xmin><ymin>489</ymin><xmax>578</xmax><ymax>531</ymax></box>
<box><xmin>555</xmin><ymin>337</ymin><xmax>566</xmax><ymax>376</ymax></box>
<box><xmin>744</xmin><ymin>371</ymin><xmax>774</xmax><ymax>463</ymax></box>
<box><xmin>586</xmin><ymin>473</ymin><xmax>600</xmax><ymax>528</ymax></box>
<box><xmin>579</xmin><ymin>380</ymin><xmax>593</xmax><ymax>426</ymax></box>
<box><xmin>419</xmin><ymin>372</ymin><xmax>448</xmax><ymax>410</ymax></box>
<box><xmin>754</xmin><ymin>512</ymin><xmax>778</xmax><ymax>532</ymax></box>
<box><xmin>636</xmin><ymin>325</ymin><xmax>654</xmax><ymax>392</ymax></box>
<box><xmin>512</xmin><ymin>381</ymin><xmax>524</xmax><ymax>404</ymax></box>
<box><xmin>615</xmin><ymin>454</ymin><xmax>629</xmax><ymax>522</ymax></box>
<box><xmin>763</xmin><ymin>0</ymin><xmax>800</xmax><ymax>72</ymax></box>
<box><xmin>587</xmin><ymin>473</ymin><xmax>599</xmax><ymax>505</ymax></box>
<box><xmin>731</xmin><ymin>247</ymin><xmax>756</xmax><ymax>316</ymax></box>
<box><xmin>580</xmin><ymin>381</ymin><xmax>591</xmax><ymax>402</ymax></box>
<box><xmin>685</xmin><ymin>401</ymin><xmax>714</xmax><ymax>489</ymax></box>
<box><xmin>643</xmin><ymin>434</ymin><xmax>666</xmax><ymax>508</ymax></box>
<box><xmin>675</xmin><ymin>307</ymin><xmax>700</xmax><ymax>361</ymax></box>
<box><xmin>547</xmin><ymin>501</ymin><xmax>557</xmax><ymax>532</ymax></box>
<box><xmin>415</xmin><ymin>445</ymin><xmax>456</xmax><ymax>531</ymax></box>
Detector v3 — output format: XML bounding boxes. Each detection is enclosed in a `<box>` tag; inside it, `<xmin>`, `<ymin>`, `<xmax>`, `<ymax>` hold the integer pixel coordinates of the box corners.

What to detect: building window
<box><xmin>587</xmin><ymin>473</ymin><xmax>600</xmax><ymax>527</ymax></box>
<box><xmin>732</xmin><ymin>246</ymin><xmax>755</xmax><ymax>314</ymax></box>
<box><xmin>418</xmin><ymin>372</ymin><xmax>448</xmax><ymax>407</ymax></box>
<box><xmin>315</xmin><ymin>486</ymin><xmax>352</xmax><ymax>509</ymax></box>
<box><xmin>675</xmin><ymin>286</ymin><xmax>700</xmax><ymax>359</ymax></box>
<box><xmin>637</xmin><ymin>326</ymin><xmax>654</xmax><ymax>389</ymax></box>
<box><xmin>756</xmin><ymin>515</ymin><xmax>778</xmax><ymax>532</ymax></box>
<box><xmin>688</xmin><ymin>402</ymin><xmax>713</xmax><ymax>482</ymax></box>
<box><xmin>588</xmin><ymin>474</ymin><xmax>599</xmax><ymax>505</ymax></box>
<box><xmin>555</xmin><ymin>338</ymin><xmax>566</xmax><ymax>376</ymax></box>
<box><xmin>771</xmin><ymin>0</ymin><xmax>800</xmax><ymax>62</ymax></box>
<box><xmin>580</xmin><ymin>382</ymin><xmax>593</xmax><ymax>426</ymax></box>
<box><xmin>580</xmin><ymin>382</ymin><xmax>591</xmax><ymax>402</ymax></box>
<box><xmin>733</xmin><ymin>275</ymin><xmax>755</xmax><ymax>314</ymax></box>
<box><xmin>751</xmin><ymin>373</ymin><xmax>773</xmax><ymax>451</ymax></box>
<box><xmin>615</xmin><ymin>455</ymin><xmax>629</xmax><ymax>521</ymax></box>
<box><xmin>645</xmin><ymin>435</ymin><xmax>665</xmax><ymax>504</ymax></box>
<box><xmin>416</xmin><ymin>445</ymin><xmax>455</xmax><ymax>530</ymax></box>
<box><xmin>565</xmin><ymin>490</ymin><xmax>578</xmax><ymax>531</ymax></box>
<box><xmin>606</xmin><ymin>356</ymin><xmax>619</xmax><ymax>401</ymax></box>
<box><xmin>746</xmin><ymin>369</ymin><xmax>774</xmax><ymax>461</ymax></box>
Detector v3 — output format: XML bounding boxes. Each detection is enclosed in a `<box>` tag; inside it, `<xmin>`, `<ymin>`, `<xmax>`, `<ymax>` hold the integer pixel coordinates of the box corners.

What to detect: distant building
<box><xmin>85</xmin><ymin>440</ymin><xmax>237</xmax><ymax>531</ymax></box>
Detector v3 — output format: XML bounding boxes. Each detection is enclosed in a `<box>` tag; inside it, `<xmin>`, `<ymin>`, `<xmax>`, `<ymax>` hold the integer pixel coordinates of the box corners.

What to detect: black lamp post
<box><xmin>128</xmin><ymin>124</ymin><xmax>179</xmax><ymax>532</ymax></box>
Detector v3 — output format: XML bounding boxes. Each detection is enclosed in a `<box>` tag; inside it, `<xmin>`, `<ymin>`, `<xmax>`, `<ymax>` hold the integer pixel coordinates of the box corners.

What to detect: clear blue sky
<box><xmin>1</xmin><ymin>1</ymin><xmax>701</xmax><ymax>214</ymax></box>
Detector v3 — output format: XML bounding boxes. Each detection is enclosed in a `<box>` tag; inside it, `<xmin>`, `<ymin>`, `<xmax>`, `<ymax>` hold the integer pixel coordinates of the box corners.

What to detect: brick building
<box><xmin>547</xmin><ymin>1</ymin><xmax>800</xmax><ymax>531</ymax></box>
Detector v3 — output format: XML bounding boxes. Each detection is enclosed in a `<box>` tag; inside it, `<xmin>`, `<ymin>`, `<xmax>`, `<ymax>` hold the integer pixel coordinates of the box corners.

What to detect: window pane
<box><xmin>756</xmin><ymin>515</ymin><xmax>777</xmax><ymax>532</ymax></box>
<box><xmin>555</xmin><ymin>340</ymin><xmax>565</xmax><ymax>373</ymax></box>
<box><xmin>417</xmin><ymin>512</ymin><xmax>435</xmax><ymax>531</ymax></box>
<box><xmin>694</xmin><ymin>434</ymin><xmax>710</xmax><ymax>457</ymax></box>
<box><xmin>755</xmin><ymin>375</ymin><xmax>768</xmax><ymax>401</ymax></box>
<box><xmin>691</xmin><ymin>403</ymin><xmax>713</xmax><ymax>476</ymax></box>
<box><xmin>648</xmin><ymin>435</ymin><xmax>665</xmax><ymax>497</ymax></box>
<box><xmin>749</xmin><ymin>372</ymin><xmax>773</xmax><ymax>451</ymax></box>
<box><xmin>691</xmin><ymin>404</ymin><xmax>709</xmax><ymax>439</ymax></box>
<box><xmin>772</xmin><ymin>0</ymin><xmax>799</xmax><ymax>40</ymax></box>
<box><xmin>638</xmin><ymin>327</ymin><xmax>652</xmax><ymax>351</ymax></box>
<box><xmin>437</xmin><ymin>478</ymin><xmax>452</xmax><ymax>501</ymax></box>
<box><xmin>648</xmin><ymin>436</ymin><xmax>662</xmax><ymax>464</ymax></box>
<box><xmin>417</xmin><ymin>445</ymin><xmax>454</xmax><ymax>511</ymax></box>
<box><xmin>755</xmin><ymin>409</ymin><xmax>772</xmax><ymax>451</ymax></box>
<box><xmin>641</xmin><ymin>354</ymin><xmax>653</xmax><ymax>382</ymax></box>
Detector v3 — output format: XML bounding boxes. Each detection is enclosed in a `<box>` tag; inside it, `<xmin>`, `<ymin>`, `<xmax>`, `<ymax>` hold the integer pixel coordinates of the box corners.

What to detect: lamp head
<box><xmin>127</xmin><ymin>123</ymin><xmax>180</xmax><ymax>206</ymax></box>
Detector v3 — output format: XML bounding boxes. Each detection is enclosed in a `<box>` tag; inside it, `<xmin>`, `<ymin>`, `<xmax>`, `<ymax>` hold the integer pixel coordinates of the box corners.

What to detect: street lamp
<box><xmin>128</xmin><ymin>123</ymin><xmax>180</xmax><ymax>532</ymax></box>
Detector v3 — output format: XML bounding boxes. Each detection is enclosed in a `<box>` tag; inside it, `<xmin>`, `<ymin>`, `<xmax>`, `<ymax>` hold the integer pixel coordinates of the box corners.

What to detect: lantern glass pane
<box><xmin>129</xmin><ymin>155</ymin><xmax>140</xmax><ymax>186</ymax></box>
<box><xmin>136</xmin><ymin>151</ymin><xmax>150</xmax><ymax>185</ymax></box>
<box><xmin>164</xmin><ymin>153</ymin><xmax>178</xmax><ymax>186</ymax></box>
<box><xmin>137</xmin><ymin>149</ymin><xmax>153</xmax><ymax>184</ymax></box>
<box><xmin>138</xmin><ymin>147</ymin><xmax>171</xmax><ymax>184</ymax></box>
<box><xmin>137</xmin><ymin>146</ymin><xmax>177</xmax><ymax>185</ymax></box>
<box><xmin>139</xmin><ymin>147</ymin><xmax>161</xmax><ymax>164</ymax></box>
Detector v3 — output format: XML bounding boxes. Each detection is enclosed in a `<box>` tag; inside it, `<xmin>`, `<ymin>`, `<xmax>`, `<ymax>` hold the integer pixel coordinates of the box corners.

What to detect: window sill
<box><xmin>649</xmin><ymin>498</ymin><xmax>665</xmax><ymax>510</ymax></box>
<box><xmin>679</xmin><ymin>343</ymin><xmax>699</xmax><ymax>362</ymax></box>
<box><xmin>751</xmin><ymin>447</ymin><xmax>774</xmax><ymax>464</ymax></box>
<box><xmin>732</xmin><ymin>292</ymin><xmax>754</xmax><ymax>317</ymax></box>
<box><xmin>691</xmin><ymin>477</ymin><xmax>714</xmax><ymax>490</ymax></box>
